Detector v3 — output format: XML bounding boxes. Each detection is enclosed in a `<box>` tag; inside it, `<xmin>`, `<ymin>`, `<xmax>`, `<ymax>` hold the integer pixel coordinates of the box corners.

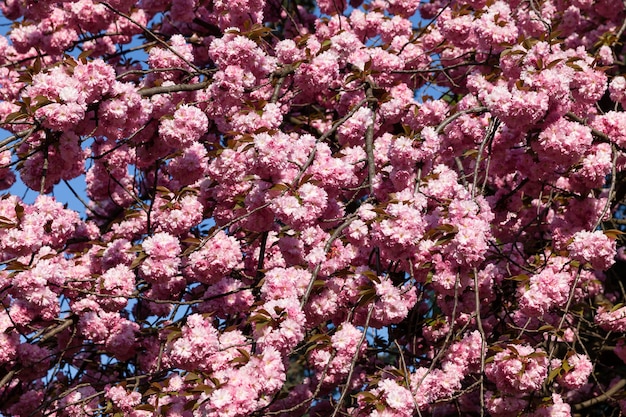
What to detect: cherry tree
<box><xmin>1</xmin><ymin>0</ymin><xmax>626</xmax><ymax>415</ymax></box>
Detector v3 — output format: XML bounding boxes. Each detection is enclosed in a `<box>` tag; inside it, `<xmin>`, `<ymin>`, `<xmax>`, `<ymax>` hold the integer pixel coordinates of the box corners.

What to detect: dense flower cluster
<box><xmin>1</xmin><ymin>0</ymin><xmax>626</xmax><ymax>416</ymax></box>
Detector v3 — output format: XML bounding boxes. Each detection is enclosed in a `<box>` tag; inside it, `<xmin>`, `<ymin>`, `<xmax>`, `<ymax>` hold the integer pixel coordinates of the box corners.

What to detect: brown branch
<box><xmin>330</xmin><ymin>304</ymin><xmax>374</xmax><ymax>417</ymax></box>
<box><xmin>0</xmin><ymin>370</ymin><xmax>15</xmax><ymax>389</ymax></box>
<box><xmin>290</xmin><ymin>97</ymin><xmax>369</xmax><ymax>188</ymax></box>
<box><xmin>595</xmin><ymin>144</ymin><xmax>618</xmax><ymax>229</ymax></box>
<box><xmin>100</xmin><ymin>2</ymin><xmax>202</xmax><ymax>73</ymax></box>
<box><xmin>116</xmin><ymin>66</ymin><xmax>196</xmax><ymax>81</ymax></box>
<box><xmin>565</xmin><ymin>112</ymin><xmax>626</xmax><ymax>153</ymax></box>
<box><xmin>138</xmin><ymin>80</ymin><xmax>211</xmax><ymax>97</ymax></box>
<box><xmin>436</xmin><ymin>107</ymin><xmax>489</xmax><ymax>135</ymax></box>
<box><xmin>270</xmin><ymin>65</ymin><xmax>295</xmax><ymax>103</ymax></box>
<box><xmin>262</xmin><ymin>348</ymin><xmax>338</xmax><ymax>415</ymax></box>
<box><xmin>0</xmin><ymin>126</ymin><xmax>36</xmax><ymax>154</ymax></box>
<box><xmin>473</xmin><ymin>268</ymin><xmax>487</xmax><ymax>417</ymax></box>
<box><xmin>300</xmin><ymin>212</ymin><xmax>360</xmax><ymax>309</ymax></box>
<box><xmin>40</xmin><ymin>143</ymin><xmax>49</xmax><ymax>194</ymax></box>
<box><xmin>256</xmin><ymin>231</ymin><xmax>268</xmax><ymax>280</ymax></box>
<box><xmin>38</xmin><ymin>317</ymin><xmax>74</xmax><ymax>343</ymax></box>
<box><xmin>391</xmin><ymin>60</ymin><xmax>484</xmax><ymax>74</ymax></box>
<box><xmin>363</xmin><ymin>83</ymin><xmax>378</xmax><ymax>196</ymax></box>
<box><xmin>572</xmin><ymin>378</ymin><xmax>626</xmax><ymax>411</ymax></box>
<box><xmin>471</xmin><ymin>118</ymin><xmax>500</xmax><ymax>200</ymax></box>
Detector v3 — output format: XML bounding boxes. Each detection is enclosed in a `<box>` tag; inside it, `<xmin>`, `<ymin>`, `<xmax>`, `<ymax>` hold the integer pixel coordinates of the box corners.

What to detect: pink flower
<box><xmin>386</xmin><ymin>0</ymin><xmax>420</xmax><ymax>16</ymax></box>
<box><xmin>374</xmin><ymin>379</ymin><xmax>415</xmax><ymax>416</ymax></box>
<box><xmin>568</xmin><ymin>230</ymin><xmax>616</xmax><ymax>271</ymax></box>
<box><xmin>261</xmin><ymin>267</ymin><xmax>311</xmax><ymax>301</ymax></box>
<box><xmin>210</xmin><ymin>0</ymin><xmax>265</xmax><ymax>30</ymax></box>
<box><xmin>99</xmin><ymin>264</ymin><xmax>135</xmax><ymax>305</ymax></box>
<box><xmin>101</xmin><ymin>239</ymin><xmax>134</xmax><ymax>270</ymax></box>
<box><xmin>270</xmin><ymin>183</ymin><xmax>328</xmax><ymax>228</ymax></box>
<box><xmin>596</xmin><ymin>306</ymin><xmax>626</xmax><ymax>332</ymax></box>
<box><xmin>255</xmin><ymin>297</ymin><xmax>306</xmax><ymax>354</ymax></box>
<box><xmin>295</xmin><ymin>50</ymin><xmax>341</xmax><ymax>96</ymax></box>
<box><xmin>475</xmin><ymin>1</ymin><xmax>518</xmax><ymax>50</ymax></box>
<box><xmin>535</xmin><ymin>118</ymin><xmax>592</xmax><ymax>161</ymax></box>
<box><xmin>535</xmin><ymin>393</ymin><xmax>572</xmax><ymax>417</ymax></box>
<box><xmin>519</xmin><ymin>268</ymin><xmax>574</xmax><ymax>317</ymax></box>
<box><xmin>0</xmin><ymin>311</ymin><xmax>19</xmax><ymax>365</ymax></box>
<box><xmin>275</xmin><ymin>39</ymin><xmax>306</xmax><ymax>64</ymax></box>
<box><xmin>209</xmin><ymin>33</ymin><xmax>276</xmax><ymax>78</ymax></box>
<box><xmin>36</xmin><ymin>102</ymin><xmax>85</xmax><ymax>131</ymax></box>
<box><xmin>592</xmin><ymin>111</ymin><xmax>626</xmax><ymax>148</ymax></box>
<box><xmin>309</xmin><ymin>321</ymin><xmax>366</xmax><ymax>385</ymax></box>
<box><xmin>169</xmin><ymin>313</ymin><xmax>220</xmax><ymax>370</ymax></box>
<box><xmin>140</xmin><ymin>232</ymin><xmax>182</xmax><ymax>282</ymax></box>
<box><xmin>558</xmin><ymin>354</ymin><xmax>592</xmax><ymax>390</ymax></box>
<box><xmin>609</xmin><ymin>76</ymin><xmax>626</xmax><ymax>104</ymax></box>
<box><xmin>370</xmin><ymin>277</ymin><xmax>417</xmax><ymax>325</ymax></box>
<box><xmin>159</xmin><ymin>104</ymin><xmax>208</xmax><ymax>148</ymax></box>
<box><xmin>151</xmin><ymin>194</ymin><xmax>204</xmax><ymax>236</ymax></box>
<box><xmin>105</xmin><ymin>386</ymin><xmax>141</xmax><ymax>413</ymax></box>
<box><xmin>185</xmin><ymin>230</ymin><xmax>242</xmax><ymax>284</ymax></box>
<box><xmin>485</xmin><ymin>391</ymin><xmax>528</xmax><ymax>417</ymax></box>
<box><xmin>0</xmin><ymin>149</ymin><xmax>15</xmax><ymax>190</ymax></box>
<box><xmin>105</xmin><ymin>318</ymin><xmax>139</xmax><ymax>361</ymax></box>
<box><xmin>485</xmin><ymin>345</ymin><xmax>548</xmax><ymax>394</ymax></box>
<box><xmin>317</xmin><ymin>0</ymin><xmax>346</xmax><ymax>15</ymax></box>
<box><xmin>198</xmin><ymin>277</ymin><xmax>255</xmax><ymax>316</ymax></box>
<box><xmin>148</xmin><ymin>34</ymin><xmax>194</xmax><ymax>74</ymax></box>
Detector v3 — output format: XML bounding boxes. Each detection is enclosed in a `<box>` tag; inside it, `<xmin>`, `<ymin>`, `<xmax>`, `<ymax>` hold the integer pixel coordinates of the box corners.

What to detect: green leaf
<box><xmin>547</xmin><ymin>366</ymin><xmax>562</xmax><ymax>383</ymax></box>
<box><xmin>130</xmin><ymin>252</ymin><xmax>148</xmax><ymax>269</ymax></box>
<box><xmin>506</xmin><ymin>274</ymin><xmax>529</xmax><ymax>282</ymax></box>
<box><xmin>357</xmin><ymin>288</ymin><xmax>377</xmax><ymax>306</ymax></box>
<box><xmin>357</xmin><ymin>391</ymin><xmax>378</xmax><ymax>403</ymax></box>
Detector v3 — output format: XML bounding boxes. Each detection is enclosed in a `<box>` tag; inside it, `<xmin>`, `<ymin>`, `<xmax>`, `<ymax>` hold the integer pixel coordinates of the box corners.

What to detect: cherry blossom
<box><xmin>0</xmin><ymin>0</ymin><xmax>625</xmax><ymax>416</ymax></box>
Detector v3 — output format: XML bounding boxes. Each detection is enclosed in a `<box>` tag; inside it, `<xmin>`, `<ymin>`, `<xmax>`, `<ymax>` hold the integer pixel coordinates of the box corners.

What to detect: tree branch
<box><xmin>573</xmin><ymin>378</ymin><xmax>626</xmax><ymax>411</ymax></box>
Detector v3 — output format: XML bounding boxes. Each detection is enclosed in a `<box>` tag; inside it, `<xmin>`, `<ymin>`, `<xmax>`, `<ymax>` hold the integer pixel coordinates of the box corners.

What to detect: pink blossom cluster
<box><xmin>105</xmin><ymin>385</ymin><xmax>141</xmax><ymax>414</ymax></box>
<box><xmin>150</xmin><ymin>193</ymin><xmax>204</xmax><ymax>236</ymax></box>
<box><xmin>309</xmin><ymin>322</ymin><xmax>366</xmax><ymax>385</ymax></box>
<box><xmin>485</xmin><ymin>344</ymin><xmax>549</xmax><ymax>394</ymax></box>
<box><xmin>595</xmin><ymin>306</ymin><xmax>626</xmax><ymax>332</ymax></box>
<box><xmin>0</xmin><ymin>195</ymin><xmax>81</xmax><ymax>259</ymax></box>
<box><xmin>1</xmin><ymin>0</ymin><xmax>626</xmax><ymax>415</ymax></box>
<box><xmin>518</xmin><ymin>265</ymin><xmax>575</xmax><ymax>318</ymax></box>
<box><xmin>185</xmin><ymin>230</ymin><xmax>243</xmax><ymax>284</ymax></box>
<box><xmin>159</xmin><ymin>105</ymin><xmax>209</xmax><ymax>148</ymax></box>
<box><xmin>557</xmin><ymin>353</ymin><xmax>593</xmax><ymax>390</ymax></box>
<box><xmin>0</xmin><ymin>149</ymin><xmax>15</xmax><ymax>190</ymax></box>
<box><xmin>75</xmin><ymin>300</ymin><xmax>139</xmax><ymax>361</ymax></box>
<box><xmin>568</xmin><ymin>230</ymin><xmax>616</xmax><ymax>270</ymax></box>
<box><xmin>139</xmin><ymin>232</ymin><xmax>182</xmax><ymax>283</ymax></box>
<box><xmin>168</xmin><ymin>313</ymin><xmax>220</xmax><ymax>371</ymax></box>
<box><xmin>194</xmin><ymin>346</ymin><xmax>285</xmax><ymax>417</ymax></box>
<box><xmin>254</xmin><ymin>296</ymin><xmax>307</xmax><ymax>354</ymax></box>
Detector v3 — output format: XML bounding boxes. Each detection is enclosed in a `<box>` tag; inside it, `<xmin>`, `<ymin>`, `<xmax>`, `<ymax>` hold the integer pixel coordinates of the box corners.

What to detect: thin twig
<box><xmin>100</xmin><ymin>2</ymin><xmax>202</xmax><ymax>74</ymax></box>
<box><xmin>473</xmin><ymin>268</ymin><xmax>486</xmax><ymax>417</ymax></box>
<box><xmin>573</xmin><ymin>378</ymin><xmax>626</xmax><ymax>411</ymax></box>
<box><xmin>595</xmin><ymin>144</ymin><xmax>618</xmax><ymax>230</ymax></box>
<box><xmin>436</xmin><ymin>107</ymin><xmax>489</xmax><ymax>135</ymax></box>
<box><xmin>330</xmin><ymin>304</ymin><xmax>374</xmax><ymax>417</ymax></box>
<box><xmin>471</xmin><ymin>118</ymin><xmax>500</xmax><ymax>200</ymax></box>
<box><xmin>300</xmin><ymin>212</ymin><xmax>360</xmax><ymax>309</ymax></box>
<box><xmin>138</xmin><ymin>80</ymin><xmax>211</xmax><ymax>97</ymax></box>
<box><xmin>364</xmin><ymin>84</ymin><xmax>377</xmax><ymax>196</ymax></box>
